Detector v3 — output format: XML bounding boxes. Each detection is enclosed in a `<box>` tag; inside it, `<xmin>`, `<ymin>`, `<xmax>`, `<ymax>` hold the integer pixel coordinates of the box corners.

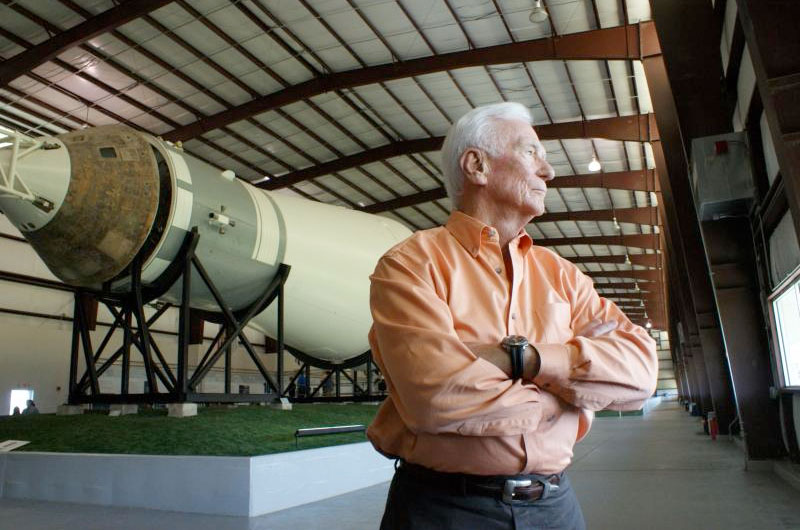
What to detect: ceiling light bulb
<box><xmin>645</xmin><ymin>320</ymin><xmax>653</xmax><ymax>329</ymax></box>
<box><xmin>613</xmin><ymin>216</ymin><xmax>620</xmax><ymax>231</ymax></box>
<box><xmin>624</xmin><ymin>254</ymin><xmax>631</xmax><ymax>265</ymax></box>
<box><xmin>588</xmin><ymin>155</ymin><xmax>602</xmax><ymax>172</ymax></box>
<box><xmin>529</xmin><ymin>0</ymin><xmax>549</xmax><ymax>23</ymax></box>
<box><xmin>640</xmin><ymin>299</ymin><xmax>645</xmax><ymax>307</ymax></box>
<box><xmin>634</xmin><ymin>282</ymin><xmax>640</xmax><ymax>291</ymax></box>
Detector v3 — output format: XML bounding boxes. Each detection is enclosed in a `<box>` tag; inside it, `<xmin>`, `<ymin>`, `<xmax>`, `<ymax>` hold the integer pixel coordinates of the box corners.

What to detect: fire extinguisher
<box><xmin>708</xmin><ymin>411</ymin><xmax>719</xmax><ymax>441</ymax></box>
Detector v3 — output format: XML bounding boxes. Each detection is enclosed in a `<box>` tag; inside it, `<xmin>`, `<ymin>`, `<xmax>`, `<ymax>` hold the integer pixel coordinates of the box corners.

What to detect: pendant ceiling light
<box><xmin>588</xmin><ymin>155</ymin><xmax>602</xmax><ymax>172</ymax></box>
<box><xmin>529</xmin><ymin>0</ymin><xmax>549</xmax><ymax>23</ymax></box>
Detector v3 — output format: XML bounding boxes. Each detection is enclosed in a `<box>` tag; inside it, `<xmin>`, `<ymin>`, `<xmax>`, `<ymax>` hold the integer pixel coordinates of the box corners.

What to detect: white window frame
<box><xmin>768</xmin><ymin>264</ymin><xmax>800</xmax><ymax>390</ymax></box>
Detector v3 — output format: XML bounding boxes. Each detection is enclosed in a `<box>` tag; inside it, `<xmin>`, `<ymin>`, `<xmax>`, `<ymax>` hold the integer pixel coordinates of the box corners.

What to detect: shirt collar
<box><xmin>445</xmin><ymin>211</ymin><xmax>533</xmax><ymax>257</ymax></box>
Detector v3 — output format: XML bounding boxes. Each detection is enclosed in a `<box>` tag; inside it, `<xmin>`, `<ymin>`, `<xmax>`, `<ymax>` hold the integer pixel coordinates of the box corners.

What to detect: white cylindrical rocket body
<box><xmin>0</xmin><ymin>126</ymin><xmax>412</xmax><ymax>363</ymax></box>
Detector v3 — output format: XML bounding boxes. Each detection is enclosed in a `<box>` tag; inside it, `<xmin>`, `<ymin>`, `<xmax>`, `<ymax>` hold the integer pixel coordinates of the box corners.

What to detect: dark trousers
<box><xmin>380</xmin><ymin>464</ymin><xmax>586</xmax><ymax>530</ymax></box>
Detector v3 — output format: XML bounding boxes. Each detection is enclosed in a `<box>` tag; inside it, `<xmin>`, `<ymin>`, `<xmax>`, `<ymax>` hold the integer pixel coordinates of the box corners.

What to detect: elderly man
<box><xmin>366</xmin><ymin>102</ymin><xmax>658</xmax><ymax>529</ymax></box>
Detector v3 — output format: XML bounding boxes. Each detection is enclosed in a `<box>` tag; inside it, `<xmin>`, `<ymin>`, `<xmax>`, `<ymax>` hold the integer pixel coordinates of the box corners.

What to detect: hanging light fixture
<box><xmin>624</xmin><ymin>253</ymin><xmax>632</xmax><ymax>265</ymax></box>
<box><xmin>529</xmin><ymin>0</ymin><xmax>549</xmax><ymax>23</ymax></box>
<box><xmin>613</xmin><ymin>216</ymin><xmax>621</xmax><ymax>231</ymax></box>
<box><xmin>644</xmin><ymin>311</ymin><xmax>652</xmax><ymax>329</ymax></box>
<box><xmin>588</xmin><ymin>154</ymin><xmax>602</xmax><ymax>172</ymax></box>
<box><xmin>634</xmin><ymin>281</ymin><xmax>640</xmax><ymax>292</ymax></box>
<box><xmin>639</xmin><ymin>299</ymin><xmax>645</xmax><ymax>307</ymax></box>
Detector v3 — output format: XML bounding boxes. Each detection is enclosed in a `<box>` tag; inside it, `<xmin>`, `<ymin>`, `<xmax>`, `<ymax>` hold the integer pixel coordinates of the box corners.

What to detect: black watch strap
<box><xmin>502</xmin><ymin>336</ymin><xmax>528</xmax><ymax>381</ymax></box>
<box><xmin>511</xmin><ymin>346</ymin><xmax>523</xmax><ymax>380</ymax></box>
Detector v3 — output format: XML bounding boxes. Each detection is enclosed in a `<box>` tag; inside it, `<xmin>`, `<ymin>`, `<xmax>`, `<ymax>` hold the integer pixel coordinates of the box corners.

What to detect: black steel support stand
<box><xmin>67</xmin><ymin>228</ymin><xmax>291</xmax><ymax>406</ymax></box>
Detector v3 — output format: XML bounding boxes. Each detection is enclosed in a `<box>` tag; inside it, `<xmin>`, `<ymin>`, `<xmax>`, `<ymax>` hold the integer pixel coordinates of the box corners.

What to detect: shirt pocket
<box><xmin>536</xmin><ymin>302</ymin><xmax>572</xmax><ymax>343</ymax></box>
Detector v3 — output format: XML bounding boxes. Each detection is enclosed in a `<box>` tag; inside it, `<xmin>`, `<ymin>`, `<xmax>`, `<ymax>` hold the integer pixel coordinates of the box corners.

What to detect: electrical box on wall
<box><xmin>691</xmin><ymin>132</ymin><xmax>755</xmax><ymax>220</ymax></box>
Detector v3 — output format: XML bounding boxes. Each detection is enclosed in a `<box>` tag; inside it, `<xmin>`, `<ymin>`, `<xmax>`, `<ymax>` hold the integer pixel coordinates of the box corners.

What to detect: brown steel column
<box><xmin>702</xmin><ymin>219</ymin><xmax>784</xmax><ymax>458</ymax></box>
<box><xmin>643</xmin><ymin>51</ymin><xmax>738</xmax><ymax>431</ymax></box>
<box><xmin>736</xmin><ymin>0</ymin><xmax>800</xmax><ymax>245</ymax></box>
<box><xmin>666</xmin><ymin>241</ymin><xmax>712</xmax><ymax>413</ymax></box>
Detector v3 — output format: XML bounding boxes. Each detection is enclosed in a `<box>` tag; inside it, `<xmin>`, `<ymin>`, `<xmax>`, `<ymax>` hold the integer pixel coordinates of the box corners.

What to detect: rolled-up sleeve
<box><xmin>532</xmin><ymin>264</ymin><xmax>659</xmax><ymax>411</ymax></box>
<box><xmin>370</xmin><ymin>252</ymin><xmax>551</xmax><ymax>436</ymax></box>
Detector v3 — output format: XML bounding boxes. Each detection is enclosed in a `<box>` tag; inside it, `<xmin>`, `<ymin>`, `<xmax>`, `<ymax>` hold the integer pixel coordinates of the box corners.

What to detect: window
<box><xmin>770</xmin><ymin>271</ymin><xmax>800</xmax><ymax>388</ymax></box>
<box><xmin>9</xmin><ymin>388</ymin><xmax>33</xmax><ymax>415</ymax></box>
<box><xmin>99</xmin><ymin>147</ymin><xmax>117</xmax><ymax>158</ymax></box>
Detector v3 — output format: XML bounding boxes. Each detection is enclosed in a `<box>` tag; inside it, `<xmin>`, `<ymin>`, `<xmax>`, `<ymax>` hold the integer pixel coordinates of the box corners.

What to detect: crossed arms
<box><xmin>369</xmin><ymin>250</ymin><xmax>658</xmax><ymax>437</ymax></box>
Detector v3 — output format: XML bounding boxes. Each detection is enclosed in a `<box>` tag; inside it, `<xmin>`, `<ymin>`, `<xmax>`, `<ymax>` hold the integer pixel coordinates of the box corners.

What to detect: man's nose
<box><xmin>537</xmin><ymin>160</ymin><xmax>555</xmax><ymax>181</ymax></box>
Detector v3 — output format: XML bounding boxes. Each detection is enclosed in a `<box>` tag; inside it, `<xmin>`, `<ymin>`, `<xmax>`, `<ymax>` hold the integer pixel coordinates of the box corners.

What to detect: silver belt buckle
<box><xmin>502</xmin><ymin>478</ymin><xmax>531</xmax><ymax>503</ymax></box>
<box><xmin>502</xmin><ymin>478</ymin><xmax>560</xmax><ymax>503</ymax></box>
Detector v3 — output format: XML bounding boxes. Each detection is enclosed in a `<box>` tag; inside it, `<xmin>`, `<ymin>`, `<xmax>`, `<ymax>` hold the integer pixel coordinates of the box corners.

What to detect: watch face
<box><xmin>503</xmin><ymin>335</ymin><xmax>528</xmax><ymax>348</ymax></box>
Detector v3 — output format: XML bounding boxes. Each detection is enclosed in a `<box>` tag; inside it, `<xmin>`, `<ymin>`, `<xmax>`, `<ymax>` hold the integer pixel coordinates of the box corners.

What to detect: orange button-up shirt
<box><xmin>367</xmin><ymin>211</ymin><xmax>658</xmax><ymax>475</ymax></box>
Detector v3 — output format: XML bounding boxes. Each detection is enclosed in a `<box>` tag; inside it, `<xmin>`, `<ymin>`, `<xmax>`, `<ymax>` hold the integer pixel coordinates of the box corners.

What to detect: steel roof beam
<box><xmin>164</xmin><ymin>22</ymin><xmax>660</xmax><ymax>141</ymax></box>
<box><xmin>0</xmin><ymin>0</ymin><xmax>174</xmax><ymax>87</ymax></box>
<box><xmin>568</xmin><ymin>254</ymin><xmax>660</xmax><ymax>267</ymax></box>
<box><xmin>595</xmin><ymin>281</ymin><xmax>659</xmax><ymax>291</ymax></box>
<box><xmin>537</xmin><ymin>233</ymin><xmax>660</xmax><ymax>249</ymax></box>
<box><xmin>360</xmin><ymin>168</ymin><xmax>657</xmax><ymax>213</ymax></box>
<box><xmin>549</xmin><ymin>169</ymin><xmax>658</xmax><ymax>192</ymax></box>
<box><xmin>585</xmin><ymin>269</ymin><xmax>662</xmax><ymax>281</ymax></box>
<box><xmin>270</xmin><ymin>114</ymin><xmax>657</xmax><ymax>194</ymax></box>
<box><xmin>536</xmin><ymin>206</ymin><xmax>660</xmax><ymax>225</ymax></box>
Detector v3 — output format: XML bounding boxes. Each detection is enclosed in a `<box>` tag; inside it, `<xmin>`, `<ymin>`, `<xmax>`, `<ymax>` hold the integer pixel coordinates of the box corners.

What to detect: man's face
<box><xmin>483</xmin><ymin>119</ymin><xmax>555</xmax><ymax>218</ymax></box>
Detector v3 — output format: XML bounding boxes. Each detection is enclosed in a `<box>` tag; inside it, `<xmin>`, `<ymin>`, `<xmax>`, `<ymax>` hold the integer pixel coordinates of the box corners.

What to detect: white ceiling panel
<box><xmin>596</xmin><ymin>0</ymin><xmax>624</xmax><ymax>27</ymax></box>
<box><xmin>625</xmin><ymin>0</ymin><xmax>653</xmax><ymax>24</ymax></box>
<box><xmin>530</xmin><ymin>61</ymin><xmax>580</xmax><ymax>123</ymax></box>
<box><xmin>351</xmin><ymin>84</ymin><xmax>430</xmax><ymax>138</ymax></box>
<box><xmin>550</xmin><ymin>0</ymin><xmax>594</xmax><ymax>35</ymax></box>
<box><xmin>567</xmin><ymin>61</ymin><xmax>615</xmax><ymax>120</ymax></box>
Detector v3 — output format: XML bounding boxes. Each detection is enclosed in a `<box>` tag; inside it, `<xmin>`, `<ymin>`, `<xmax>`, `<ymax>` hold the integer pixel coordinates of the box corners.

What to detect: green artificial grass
<box><xmin>0</xmin><ymin>404</ymin><xmax>380</xmax><ymax>456</ymax></box>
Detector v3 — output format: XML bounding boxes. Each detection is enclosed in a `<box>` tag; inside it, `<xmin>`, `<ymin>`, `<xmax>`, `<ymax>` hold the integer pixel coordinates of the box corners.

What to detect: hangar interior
<box><xmin>1</xmin><ymin>0</ymin><xmax>800</xmax><ymax>528</ymax></box>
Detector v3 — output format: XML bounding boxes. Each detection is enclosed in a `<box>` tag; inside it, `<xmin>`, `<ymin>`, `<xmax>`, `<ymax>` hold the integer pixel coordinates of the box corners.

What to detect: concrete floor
<box><xmin>2</xmin><ymin>401</ymin><xmax>799</xmax><ymax>529</ymax></box>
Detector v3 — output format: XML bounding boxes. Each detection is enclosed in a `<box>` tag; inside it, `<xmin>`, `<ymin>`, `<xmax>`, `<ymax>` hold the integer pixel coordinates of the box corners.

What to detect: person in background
<box><xmin>297</xmin><ymin>371</ymin><xmax>308</xmax><ymax>398</ymax></box>
<box><xmin>12</xmin><ymin>406</ymin><xmax>21</xmax><ymax>415</ymax></box>
<box><xmin>22</xmin><ymin>399</ymin><xmax>39</xmax><ymax>415</ymax></box>
<box><xmin>322</xmin><ymin>371</ymin><xmax>334</xmax><ymax>397</ymax></box>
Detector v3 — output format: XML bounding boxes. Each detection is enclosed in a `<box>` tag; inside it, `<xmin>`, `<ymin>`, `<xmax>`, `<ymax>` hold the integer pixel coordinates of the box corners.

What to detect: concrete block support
<box><xmin>56</xmin><ymin>405</ymin><xmax>84</xmax><ymax>416</ymax></box>
<box><xmin>167</xmin><ymin>403</ymin><xmax>197</xmax><ymax>418</ymax></box>
<box><xmin>269</xmin><ymin>398</ymin><xmax>292</xmax><ymax>411</ymax></box>
<box><xmin>109</xmin><ymin>404</ymin><xmax>138</xmax><ymax>416</ymax></box>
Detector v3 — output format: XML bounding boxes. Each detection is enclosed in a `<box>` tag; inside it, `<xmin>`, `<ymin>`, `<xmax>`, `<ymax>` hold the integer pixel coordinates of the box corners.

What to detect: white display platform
<box><xmin>0</xmin><ymin>442</ymin><xmax>395</xmax><ymax>516</ymax></box>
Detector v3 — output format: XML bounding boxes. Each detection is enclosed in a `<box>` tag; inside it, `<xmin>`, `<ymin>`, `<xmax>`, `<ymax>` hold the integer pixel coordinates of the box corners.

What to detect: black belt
<box><xmin>398</xmin><ymin>461</ymin><xmax>561</xmax><ymax>503</ymax></box>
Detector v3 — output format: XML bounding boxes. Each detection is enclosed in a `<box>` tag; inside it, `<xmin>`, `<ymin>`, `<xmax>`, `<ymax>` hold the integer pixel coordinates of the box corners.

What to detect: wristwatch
<box><xmin>501</xmin><ymin>335</ymin><xmax>528</xmax><ymax>381</ymax></box>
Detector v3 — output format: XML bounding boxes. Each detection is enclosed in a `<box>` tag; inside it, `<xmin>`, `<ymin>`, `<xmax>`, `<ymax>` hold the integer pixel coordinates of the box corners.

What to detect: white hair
<box><xmin>440</xmin><ymin>102</ymin><xmax>533</xmax><ymax>210</ymax></box>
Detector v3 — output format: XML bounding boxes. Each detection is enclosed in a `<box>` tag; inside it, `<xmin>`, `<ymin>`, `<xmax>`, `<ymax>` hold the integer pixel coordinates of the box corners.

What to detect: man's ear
<box><xmin>460</xmin><ymin>148</ymin><xmax>489</xmax><ymax>186</ymax></box>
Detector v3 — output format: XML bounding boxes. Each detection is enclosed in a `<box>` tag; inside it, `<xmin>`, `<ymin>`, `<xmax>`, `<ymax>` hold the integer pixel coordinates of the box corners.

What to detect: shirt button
<box><xmin>511</xmin><ymin>313</ymin><xmax>517</xmax><ymax>320</ymax></box>
<box><xmin>495</xmin><ymin>267</ymin><xmax>502</xmax><ymax>274</ymax></box>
